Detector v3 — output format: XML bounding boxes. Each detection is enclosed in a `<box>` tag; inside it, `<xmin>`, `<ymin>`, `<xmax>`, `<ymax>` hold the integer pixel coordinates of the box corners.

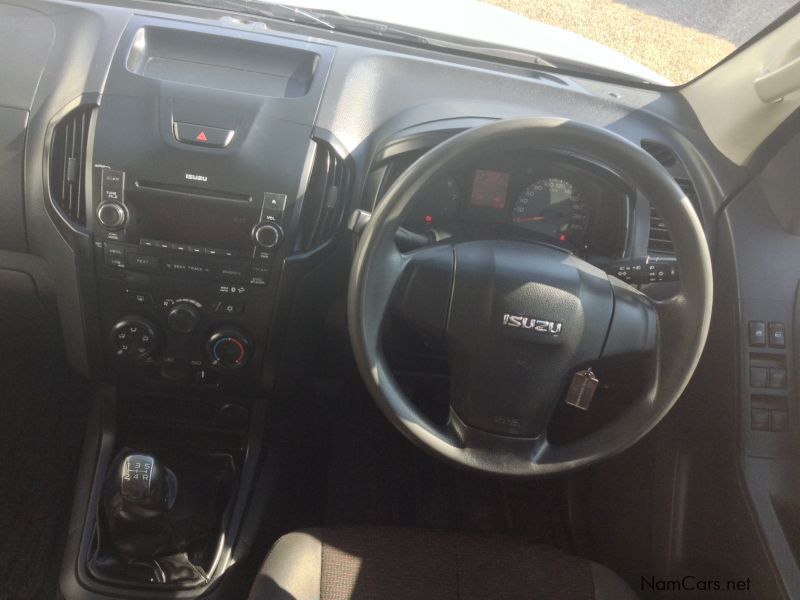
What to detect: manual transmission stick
<box><xmin>92</xmin><ymin>450</ymin><xmax>234</xmax><ymax>585</ymax></box>
<box><xmin>102</xmin><ymin>452</ymin><xmax>178</xmax><ymax>559</ymax></box>
<box><xmin>120</xmin><ymin>454</ymin><xmax>175</xmax><ymax>511</ymax></box>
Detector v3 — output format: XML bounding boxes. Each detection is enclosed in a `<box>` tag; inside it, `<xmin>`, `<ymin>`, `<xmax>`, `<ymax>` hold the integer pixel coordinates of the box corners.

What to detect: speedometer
<box><xmin>511</xmin><ymin>178</ymin><xmax>590</xmax><ymax>246</ymax></box>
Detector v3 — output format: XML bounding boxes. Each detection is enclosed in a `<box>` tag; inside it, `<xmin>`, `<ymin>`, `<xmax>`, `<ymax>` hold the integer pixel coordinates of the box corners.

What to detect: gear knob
<box><xmin>120</xmin><ymin>454</ymin><xmax>168</xmax><ymax>506</ymax></box>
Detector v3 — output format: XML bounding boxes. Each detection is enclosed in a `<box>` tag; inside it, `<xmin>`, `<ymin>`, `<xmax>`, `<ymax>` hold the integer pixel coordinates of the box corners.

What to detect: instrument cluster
<box><xmin>402</xmin><ymin>152</ymin><xmax>632</xmax><ymax>259</ymax></box>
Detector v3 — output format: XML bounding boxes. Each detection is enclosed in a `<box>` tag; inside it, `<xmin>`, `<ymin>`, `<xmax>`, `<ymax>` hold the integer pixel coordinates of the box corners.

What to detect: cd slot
<box><xmin>135</xmin><ymin>181</ymin><xmax>252</xmax><ymax>203</ymax></box>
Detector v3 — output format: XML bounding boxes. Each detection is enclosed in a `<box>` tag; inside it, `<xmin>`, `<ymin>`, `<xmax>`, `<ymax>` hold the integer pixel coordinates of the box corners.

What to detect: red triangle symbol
<box><xmin>196</xmin><ymin>131</ymin><xmax>208</xmax><ymax>142</ymax></box>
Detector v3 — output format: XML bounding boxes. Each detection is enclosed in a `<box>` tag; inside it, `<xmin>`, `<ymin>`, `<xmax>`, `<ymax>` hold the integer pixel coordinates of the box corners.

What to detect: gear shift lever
<box><xmin>103</xmin><ymin>453</ymin><xmax>178</xmax><ymax>559</ymax></box>
<box><xmin>92</xmin><ymin>450</ymin><xmax>234</xmax><ymax>585</ymax></box>
<box><xmin>119</xmin><ymin>454</ymin><xmax>177</xmax><ymax>518</ymax></box>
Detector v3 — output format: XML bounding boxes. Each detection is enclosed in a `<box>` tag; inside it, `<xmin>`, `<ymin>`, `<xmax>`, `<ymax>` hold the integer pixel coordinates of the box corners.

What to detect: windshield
<box><xmin>168</xmin><ymin>0</ymin><xmax>799</xmax><ymax>86</ymax></box>
<box><xmin>482</xmin><ymin>0</ymin><xmax>798</xmax><ymax>84</ymax></box>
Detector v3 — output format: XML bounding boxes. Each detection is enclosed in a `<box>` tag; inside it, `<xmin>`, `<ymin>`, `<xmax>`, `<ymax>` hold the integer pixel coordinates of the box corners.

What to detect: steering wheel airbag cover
<box><xmin>348</xmin><ymin>117</ymin><xmax>712</xmax><ymax>476</ymax></box>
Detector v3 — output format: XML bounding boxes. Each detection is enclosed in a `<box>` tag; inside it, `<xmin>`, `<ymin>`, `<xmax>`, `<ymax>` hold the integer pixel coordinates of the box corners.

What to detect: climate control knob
<box><xmin>96</xmin><ymin>202</ymin><xmax>128</xmax><ymax>230</ymax></box>
<box><xmin>111</xmin><ymin>317</ymin><xmax>158</xmax><ymax>360</ymax></box>
<box><xmin>251</xmin><ymin>222</ymin><xmax>283</xmax><ymax>250</ymax></box>
<box><xmin>167</xmin><ymin>302</ymin><xmax>200</xmax><ymax>333</ymax></box>
<box><xmin>206</xmin><ymin>328</ymin><xmax>251</xmax><ymax>371</ymax></box>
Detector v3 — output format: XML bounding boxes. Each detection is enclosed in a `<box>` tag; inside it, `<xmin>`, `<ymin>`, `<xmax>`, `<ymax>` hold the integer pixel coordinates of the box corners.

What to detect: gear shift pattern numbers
<box><xmin>120</xmin><ymin>454</ymin><xmax>156</xmax><ymax>502</ymax></box>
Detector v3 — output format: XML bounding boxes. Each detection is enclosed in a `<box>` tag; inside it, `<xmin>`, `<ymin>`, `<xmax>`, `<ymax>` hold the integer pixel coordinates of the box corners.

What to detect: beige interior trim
<box><xmin>683</xmin><ymin>11</ymin><xmax>800</xmax><ymax>165</ymax></box>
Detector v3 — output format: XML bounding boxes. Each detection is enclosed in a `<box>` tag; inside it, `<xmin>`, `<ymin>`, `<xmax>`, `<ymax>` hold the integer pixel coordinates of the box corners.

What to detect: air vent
<box><xmin>641</xmin><ymin>140</ymin><xmax>701</xmax><ymax>256</ymax></box>
<box><xmin>648</xmin><ymin>206</ymin><xmax>674</xmax><ymax>254</ymax></box>
<box><xmin>674</xmin><ymin>177</ymin><xmax>698</xmax><ymax>206</ymax></box>
<box><xmin>300</xmin><ymin>142</ymin><xmax>351</xmax><ymax>251</ymax></box>
<box><xmin>647</xmin><ymin>184</ymin><xmax>701</xmax><ymax>255</ymax></box>
<box><xmin>641</xmin><ymin>139</ymin><xmax>677</xmax><ymax>167</ymax></box>
<box><xmin>49</xmin><ymin>106</ymin><xmax>92</xmax><ymax>225</ymax></box>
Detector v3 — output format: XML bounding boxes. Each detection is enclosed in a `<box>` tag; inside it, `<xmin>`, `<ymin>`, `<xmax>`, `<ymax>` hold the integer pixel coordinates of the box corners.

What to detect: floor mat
<box><xmin>0</xmin><ymin>340</ymin><xmax>90</xmax><ymax>600</ymax></box>
<box><xmin>324</xmin><ymin>393</ymin><xmax>569</xmax><ymax>547</ymax></box>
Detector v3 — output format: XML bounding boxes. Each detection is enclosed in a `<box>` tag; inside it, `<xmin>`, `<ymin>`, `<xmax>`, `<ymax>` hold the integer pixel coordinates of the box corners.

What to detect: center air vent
<box><xmin>49</xmin><ymin>106</ymin><xmax>93</xmax><ymax>225</ymax></box>
<box><xmin>299</xmin><ymin>142</ymin><xmax>351</xmax><ymax>252</ymax></box>
<box><xmin>641</xmin><ymin>139</ymin><xmax>701</xmax><ymax>255</ymax></box>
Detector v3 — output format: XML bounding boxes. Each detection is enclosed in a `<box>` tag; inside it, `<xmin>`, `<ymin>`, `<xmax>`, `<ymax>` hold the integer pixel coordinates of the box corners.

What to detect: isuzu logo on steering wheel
<box><xmin>502</xmin><ymin>313</ymin><xmax>563</xmax><ymax>335</ymax></box>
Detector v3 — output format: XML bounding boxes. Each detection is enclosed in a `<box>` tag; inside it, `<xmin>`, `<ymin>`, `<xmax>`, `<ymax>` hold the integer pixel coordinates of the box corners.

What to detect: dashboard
<box><xmin>7</xmin><ymin>1</ymin><xmax>800</xmax><ymax>599</ymax></box>
<box><xmin>387</xmin><ymin>152</ymin><xmax>631</xmax><ymax>260</ymax></box>
<box><xmin>1</xmin><ymin>0</ymin><xmax>780</xmax><ymax>599</ymax></box>
<box><xmin>0</xmin><ymin>0</ymin><xmax>724</xmax><ymax>403</ymax></box>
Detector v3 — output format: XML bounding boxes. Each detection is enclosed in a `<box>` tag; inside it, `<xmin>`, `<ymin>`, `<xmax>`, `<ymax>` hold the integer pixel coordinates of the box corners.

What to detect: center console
<box><xmin>91</xmin><ymin>162</ymin><xmax>282</xmax><ymax>394</ymax></box>
<box><xmin>84</xmin><ymin>19</ymin><xmax>335</xmax><ymax>400</ymax></box>
<box><xmin>58</xmin><ymin>16</ymin><xmax>338</xmax><ymax>599</ymax></box>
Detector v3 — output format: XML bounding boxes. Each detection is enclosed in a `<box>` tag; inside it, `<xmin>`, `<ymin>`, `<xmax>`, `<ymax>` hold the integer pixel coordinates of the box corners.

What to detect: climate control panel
<box><xmin>97</xmin><ymin>264</ymin><xmax>273</xmax><ymax>392</ymax></box>
<box><xmin>206</xmin><ymin>328</ymin><xmax>252</xmax><ymax>370</ymax></box>
<box><xmin>111</xmin><ymin>317</ymin><xmax>158</xmax><ymax>360</ymax></box>
<box><xmin>110</xmin><ymin>317</ymin><xmax>253</xmax><ymax>370</ymax></box>
<box><xmin>167</xmin><ymin>302</ymin><xmax>201</xmax><ymax>334</ymax></box>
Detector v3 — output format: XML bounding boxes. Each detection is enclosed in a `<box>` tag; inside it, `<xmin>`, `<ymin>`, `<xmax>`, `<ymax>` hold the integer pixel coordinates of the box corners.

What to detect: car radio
<box><xmin>93</xmin><ymin>168</ymin><xmax>287</xmax><ymax>287</ymax></box>
<box><xmin>89</xmin><ymin>165</ymin><xmax>291</xmax><ymax>391</ymax></box>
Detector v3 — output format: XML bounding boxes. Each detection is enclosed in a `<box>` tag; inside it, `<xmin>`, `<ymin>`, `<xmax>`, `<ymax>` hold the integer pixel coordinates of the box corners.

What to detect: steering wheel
<box><xmin>347</xmin><ymin>118</ymin><xmax>712</xmax><ymax>477</ymax></box>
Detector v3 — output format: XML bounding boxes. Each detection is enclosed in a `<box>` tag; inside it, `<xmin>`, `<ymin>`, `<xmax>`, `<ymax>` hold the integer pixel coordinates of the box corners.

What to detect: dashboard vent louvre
<box><xmin>49</xmin><ymin>106</ymin><xmax>92</xmax><ymax>225</ymax></box>
<box><xmin>648</xmin><ymin>206</ymin><xmax>674</xmax><ymax>254</ymax></box>
<box><xmin>674</xmin><ymin>176</ymin><xmax>699</xmax><ymax>206</ymax></box>
<box><xmin>301</xmin><ymin>142</ymin><xmax>351</xmax><ymax>251</ymax></box>
<box><xmin>641</xmin><ymin>139</ymin><xmax>678</xmax><ymax>167</ymax></box>
<box><xmin>641</xmin><ymin>141</ymin><xmax>701</xmax><ymax>256</ymax></box>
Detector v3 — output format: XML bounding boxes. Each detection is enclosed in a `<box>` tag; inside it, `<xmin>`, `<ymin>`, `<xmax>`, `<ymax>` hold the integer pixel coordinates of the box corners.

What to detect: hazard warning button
<box><xmin>173</xmin><ymin>122</ymin><xmax>235</xmax><ymax>148</ymax></box>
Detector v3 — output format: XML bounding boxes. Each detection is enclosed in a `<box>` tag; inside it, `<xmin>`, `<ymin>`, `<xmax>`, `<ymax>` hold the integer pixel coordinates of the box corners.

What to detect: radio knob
<box><xmin>167</xmin><ymin>302</ymin><xmax>200</xmax><ymax>334</ymax></box>
<box><xmin>96</xmin><ymin>202</ymin><xmax>128</xmax><ymax>230</ymax></box>
<box><xmin>252</xmin><ymin>222</ymin><xmax>283</xmax><ymax>250</ymax></box>
<box><xmin>111</xmin><ymin>317</ymin><xmax>158</xmax><ymax>360</ymax></box>
<box><xmin>206</xmin><ymin>328</ymin><xmax>251</xmax><ymax>371</ymax></box>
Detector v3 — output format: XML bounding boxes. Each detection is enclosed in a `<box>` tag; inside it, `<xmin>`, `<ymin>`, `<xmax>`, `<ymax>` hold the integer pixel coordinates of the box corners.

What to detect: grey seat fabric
<box><xmin>248</xmin><ymin>526</ymin><xmax>638</xmax><ymax>600</ymax></box>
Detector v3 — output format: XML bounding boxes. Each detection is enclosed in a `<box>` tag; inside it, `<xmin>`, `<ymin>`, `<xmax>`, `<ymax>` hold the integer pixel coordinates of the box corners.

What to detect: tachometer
<box><xmin>511</xmin><ymin>178</ymin><xmax>590</xmax><ymax>246</ymax></box>
<box><xmin>406</xmin><ymin>175</ymin><xmax>461</xmax><ymax>231</ymax></box>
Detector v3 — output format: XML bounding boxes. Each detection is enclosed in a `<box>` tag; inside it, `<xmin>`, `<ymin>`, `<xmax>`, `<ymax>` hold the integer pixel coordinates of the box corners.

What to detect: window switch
<box><xmin>768</xmin><ymin>368</ymin><xmax>787</xmax><ymax>389</ymax></box>
<box><xmin>750</xmin><ymin>367</ymin><xmax>768</xmax><ymax>388</ymax></box>
<box><xmin>768</xmin><ymin>322</ymin><xmax>786</xmax><ymax>348</ymax></box>
<box><xmin>771</xmin><ymin>410</ymin><xmax>789</xmax><ymax>432</ymax></box>
<box><xmin>748</xmin><ymin>321</ymin><xmax>767</xmax><ymax>347</ymax></box>
<box><xmin>751</xmin><ymin>408</ymin><xmax>771</xmax><ymax>431</ymax></box>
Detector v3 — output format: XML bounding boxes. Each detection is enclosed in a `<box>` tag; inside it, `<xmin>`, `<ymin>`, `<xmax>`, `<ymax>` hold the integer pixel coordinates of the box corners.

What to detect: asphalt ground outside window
<box><xmin>483</xmin><ymin>0</ymin><xmax>796</xmax><ymax>84</ymax></box>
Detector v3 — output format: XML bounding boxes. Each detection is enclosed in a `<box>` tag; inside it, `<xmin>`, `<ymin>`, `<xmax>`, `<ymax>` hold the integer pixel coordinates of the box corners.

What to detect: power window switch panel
<box><xmin>768</xmin><ymin>368</ymin><xmax>787</xmax><ymax>389</ymax></box>
<box><xmin>751</xmin><ymin>408</ymin><xmax>771</xmax><ymax>431</ymax></box>
<box><xmin>749</xmin><ymin>367</ymin><xmax>768</xmax><ymax>388</ymax></box>
<box><xmin>768</xmin><ymin>322</ymin><xmax>786</xmax><ymax>348</ymax></box>
<box><xmin>748</xmin><ymin>321</ymin><xmax>767</xmax><ymax>347</ymax></box>
<box><xmin>771</xmin><ymin>410</ymin><xmax>789</xmax><ymax>432</ymax></box>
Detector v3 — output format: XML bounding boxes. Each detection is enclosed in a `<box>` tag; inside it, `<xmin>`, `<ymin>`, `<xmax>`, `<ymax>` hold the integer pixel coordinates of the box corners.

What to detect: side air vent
<box><xmin>49</xmin><ymin>106</ymin><xmax>92</xmax><ymax>225</ymax></box>
<box><xmin>641</xmin><ymin>140</ymin><xmax>701</xmax><ymax>255</ymax></box>
<box><xmin>300</xmin><ymin>142</ymin><xmax>351</xmax><ymax>252</ymax></box>
<box><xmin>641</xmin><ymin>139</ymin><xmax>677</xmax><ymax>167</ymax></box>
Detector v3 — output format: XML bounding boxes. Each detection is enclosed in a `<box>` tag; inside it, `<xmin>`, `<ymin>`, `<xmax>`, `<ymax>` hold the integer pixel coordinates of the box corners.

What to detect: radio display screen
<box><xmin>129</xmin><ymin>193</ymin><xmax>262</xmax><ymax>252</ymax></box>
